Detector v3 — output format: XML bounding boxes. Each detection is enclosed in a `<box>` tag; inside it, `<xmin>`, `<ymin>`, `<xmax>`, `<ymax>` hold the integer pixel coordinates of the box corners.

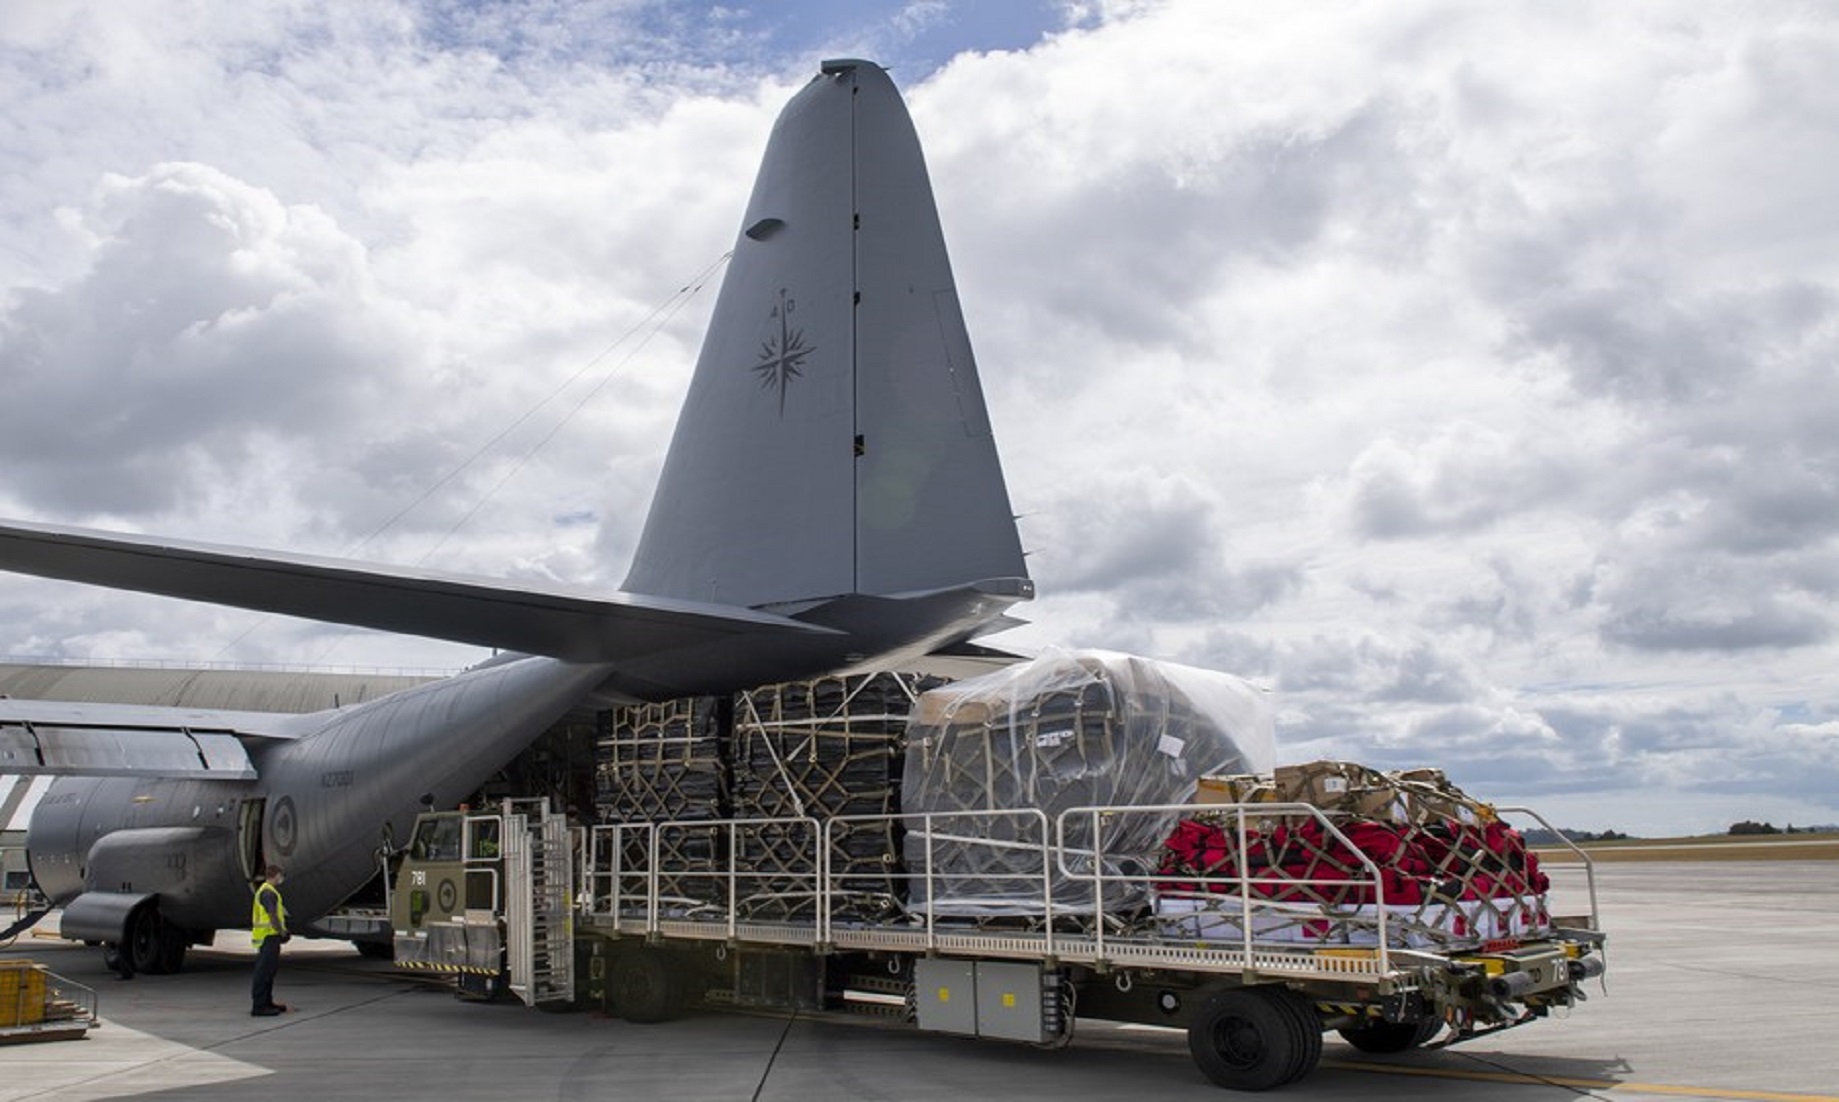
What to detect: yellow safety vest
<box><xmin>251</xmin><ymin>881</ymin><xmax>288</xmax><ymax>945</ymax></box>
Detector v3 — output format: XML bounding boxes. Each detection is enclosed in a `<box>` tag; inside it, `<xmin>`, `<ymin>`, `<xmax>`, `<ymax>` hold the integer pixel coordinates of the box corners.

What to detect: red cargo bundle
<box><xmin>1155</xmin><ymin>766</ymin><xmax>1552</xmax><ymax>947</ymax></box>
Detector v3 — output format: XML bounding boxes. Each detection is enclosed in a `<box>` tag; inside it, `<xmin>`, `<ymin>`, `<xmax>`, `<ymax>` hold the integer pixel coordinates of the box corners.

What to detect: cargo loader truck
<box><xmin>389</xmin><ymin>657</ymin><xmax>1606</xmax><ymax>1091</ymax></box>
<box><xmin>390</xmin><ymin>793</ymin><xmax>1603</xmax><ymax>1091</ymax></box>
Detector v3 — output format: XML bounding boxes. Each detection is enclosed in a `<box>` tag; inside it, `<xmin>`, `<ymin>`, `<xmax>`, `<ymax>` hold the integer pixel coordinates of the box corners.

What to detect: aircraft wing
<box><xmin>0</xmin><ymin>699</ymin><xmax>309</xmax><ymax>779</ymax></box>
<box><xmin>0</xmin><ymin>519</ymin><xmax>839</xmax><ymax>663</ymax></box>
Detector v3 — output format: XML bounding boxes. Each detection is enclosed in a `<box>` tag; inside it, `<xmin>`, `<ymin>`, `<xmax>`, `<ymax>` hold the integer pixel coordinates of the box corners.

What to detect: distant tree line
<box><xmin>1521</xmin><ymin>822</ymin><xmax>1837</xmax><ymax>844</ymax></box>
<box><xmin>1522</xmin><ymin>828</ymin><xmax>1630</xmax><ymax>845</ymax></box>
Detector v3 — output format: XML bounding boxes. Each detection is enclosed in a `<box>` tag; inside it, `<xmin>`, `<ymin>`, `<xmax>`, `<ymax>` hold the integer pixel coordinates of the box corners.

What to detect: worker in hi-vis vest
<box><xmin>250</xmin><ymin>864</ymin><xmax>291</xmax><ymax>1016</ymax></box>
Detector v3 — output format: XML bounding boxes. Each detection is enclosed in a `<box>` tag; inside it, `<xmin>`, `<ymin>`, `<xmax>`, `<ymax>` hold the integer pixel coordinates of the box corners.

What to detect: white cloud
<box><xmin>4</xmin><ymin>0</ymin><xmax>1839</xmax><ymax>834</ymax></box>
<box><xmin>0</xmin><ymin>164</ymin><xmax>409</xmax><ymax>519</ymax></box>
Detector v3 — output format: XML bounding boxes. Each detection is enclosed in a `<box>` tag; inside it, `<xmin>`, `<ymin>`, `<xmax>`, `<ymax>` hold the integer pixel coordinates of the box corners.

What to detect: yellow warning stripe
<box><xmin>1323</xmin><ymin>1059</ymin><xmax>1839</xmax><ymax>1102</ymax></box>
<box><xmin>1314</xmin><ymin>1002</ymin><xmax>1382</xmax><ymax>1018</ymax></box>
<box><xmin>1313</xmin><ymin>947</ymin><xmax>1380</xmax><ymax>961</ymax></box>
<box><xmin>393</xmin><ymin>961</ymin><xmax>498</xmax><ymax>976</ymax></box>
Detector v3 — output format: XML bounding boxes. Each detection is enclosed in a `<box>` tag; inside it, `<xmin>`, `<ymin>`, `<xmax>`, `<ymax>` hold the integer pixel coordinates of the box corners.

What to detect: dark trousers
<box><xmin>251</xmin><ymin>936</ymin><xmax>283</xmax><ymax>1010</ymax></box>
<box><xmin>108</xmin><ymin>942</ymin><xmax>135</xmax><ymax>980</ymax></box>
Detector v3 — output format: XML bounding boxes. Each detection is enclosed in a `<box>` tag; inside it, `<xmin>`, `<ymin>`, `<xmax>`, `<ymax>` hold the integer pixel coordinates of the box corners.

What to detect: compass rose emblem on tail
<box><xmin>752</xmin><ymin>288</ymin><xmax>813</xmax><ymax>415</ymax></box>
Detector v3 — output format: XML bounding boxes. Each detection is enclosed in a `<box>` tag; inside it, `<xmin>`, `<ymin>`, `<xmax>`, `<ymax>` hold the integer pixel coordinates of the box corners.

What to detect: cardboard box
<box><xmin>0</xmin><ymin>961</ymin><xmax>48</xmax><ymax>1027</ymax></box>
<box><xmin>1194</xmin><ymin>775</ymin><xmax>1272</xmax><ymax>805</ymax></box>
<box><xmin>1199</xmin><ymin>761</ymin><xmax>1497</xmax><ymax>824</ymax></box>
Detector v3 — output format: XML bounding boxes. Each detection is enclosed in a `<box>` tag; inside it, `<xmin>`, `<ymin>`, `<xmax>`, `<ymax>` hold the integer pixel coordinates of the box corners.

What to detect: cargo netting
<box><xmin>1154</xmin><ymin>761</ymin><xmax>1553</xmax><ymax>948</ymax></box>
<box><xmin>728</xmin><ymin>673</ymin><xmax>944</xmax><ymax>919</ymax></box>
<box><xmin>901</xmin><ymin>648</ymin><xmax>1275</xmax><ymax>917</ymax></box>
<box><xmin>593</xmin><ymin>672</ymin><xmax>942</xmax><ymax>920</ymax></box>
<box><xmin>594</xmin><ymin>696</ymin><xmax>728</xmax><ymax>905</ymax></box>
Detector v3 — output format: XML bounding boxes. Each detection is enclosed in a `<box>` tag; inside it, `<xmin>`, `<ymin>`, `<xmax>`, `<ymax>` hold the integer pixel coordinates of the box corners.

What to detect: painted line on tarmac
<box><xmin>1322</xmin><ymin>1059</ymin><xmax>1839</xmax><ymax>1101</ymax></box>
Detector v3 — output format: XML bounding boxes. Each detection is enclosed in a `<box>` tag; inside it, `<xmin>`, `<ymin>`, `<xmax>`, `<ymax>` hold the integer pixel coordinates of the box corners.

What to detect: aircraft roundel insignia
<box><xmin>270</xmin><ymin>796</ymin><xmax>298</xmax><ymax>857</ymax></box>
<box><xmin>438</xmin><ymin>878</ymin><xmax>458</xmax><ymax>913</ymax></box>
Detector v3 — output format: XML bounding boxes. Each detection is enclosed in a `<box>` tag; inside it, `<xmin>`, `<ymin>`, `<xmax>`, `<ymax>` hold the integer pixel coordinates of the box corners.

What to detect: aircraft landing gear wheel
<box><xmin>609</xmin><ymin>949</ymin><xmax>679</xmax><ymax>1024</ymax></box>
<box><xmin>124</xmin><ymin>905</ymin><xmax>167</xmax><ymax>975</ymax></box>
<box><xmin>1187</xmin><ymin>986</ymin><xmax>1321</xmax><ymax>1091</ymax></box>
<box><xmin>155</xmin><ymin>921</ymin><xmax>188</xmax><ymax>973</ymax></box>
<box><xmin>1337</xmin><ymin>1016</ymin><xmax>1442</xmax><ymax>1053</ymax></box>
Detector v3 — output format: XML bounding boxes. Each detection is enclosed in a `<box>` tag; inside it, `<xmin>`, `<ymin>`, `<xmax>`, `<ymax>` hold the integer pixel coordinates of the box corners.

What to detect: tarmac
<box><xmin>3</xmin><ymin>860</ymin><xmax>1835</xmax><ymax>1101</ymax></box>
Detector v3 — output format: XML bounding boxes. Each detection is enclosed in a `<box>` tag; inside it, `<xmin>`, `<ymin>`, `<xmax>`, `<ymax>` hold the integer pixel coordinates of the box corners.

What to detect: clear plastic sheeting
<box><xmin>901</xmin><ymin>648</ymin><xmax>1274</xmax><ymax>917</ymax></box>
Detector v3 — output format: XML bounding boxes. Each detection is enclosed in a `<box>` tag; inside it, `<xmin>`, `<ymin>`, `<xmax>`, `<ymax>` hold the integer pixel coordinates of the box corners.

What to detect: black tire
<box><xmin>124</xmin><ymin>905</ymin><xmax>166</xmax><ymax>975</ymax></box>
<box><xmin>354</xmin><ymin>939</ymin><xmax>395</xmax><ymax>960</ymax></box>
<box><xmin>1265</xmin><ymin>988</ymin><xmax>1324</xmax><ymax>1085</ymax></box>
<box><xmin>155</xmin><ymin>921</ymin><xmax>188</xmax><ymax>973</ymax></box>
<box><xmin>1187</xmin><ymin>987</ymin><xmax>1306</xmax><ymax>1091</ymax></box>
<box><xmin>1337</xmin><ymin>1016</ymin><xmax>1442</xmax><ymax>1054</ymax></box>
<box><xmin>608</xmin><ymin>949</ymin><xmax>680</xmax><ymax>1024</ymax></box>
<box><xmin>456</xmin><ymin>968</ymin><xmax>510</xmax><ymax>1003</ymax></box>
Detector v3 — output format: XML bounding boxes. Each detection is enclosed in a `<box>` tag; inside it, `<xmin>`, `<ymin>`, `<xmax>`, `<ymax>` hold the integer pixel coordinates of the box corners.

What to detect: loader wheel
<box><xmin>609</xmin><ymin>949</ymin><xmax>679</xmax><ymax>1024</ymax></box>
<box><xmin>1187</xmin><ymin>987</ymin><xmax>1316</xmax><ymax>1091</ymax></box>
<box><xmin>1337</xmin><ymin>1016</ymin><xmax>1442</xmax><ymax>1053</ymax></box>
<box><xmin>456</xmin><ymin>968</ymin><xmax>510</xmax><ymax>1003</ymax></box>
<box><xmin>1266</xmin><ymin>987</ymin><xmax>1323</xmax><ymax>1085</ymax></box>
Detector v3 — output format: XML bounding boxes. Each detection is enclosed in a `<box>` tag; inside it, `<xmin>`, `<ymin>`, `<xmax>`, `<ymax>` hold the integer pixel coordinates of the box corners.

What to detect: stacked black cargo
<box><xmin>900</xmin><ymin>650</ymin><xmax>1274</xmax><ymax>920</ymax></box>
<box><xmin>593</xmin><ymin>696</ymin><xmax>729</xmax><ymax>909</ymax></box>
<box><xmin>593</xmin><ymin>672</ymin><xmax>943</xmax><ymax>921</ymax></box>
<box><xmin>731</xmin><ymin>674</ymin><xmax>942</xmax><ymax>919</ymax></box>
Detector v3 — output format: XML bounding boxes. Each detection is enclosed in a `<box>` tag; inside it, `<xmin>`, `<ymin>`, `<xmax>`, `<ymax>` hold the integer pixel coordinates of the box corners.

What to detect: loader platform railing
<box><xmin>573</xmin><ymin>800</ymin><xmax>1592</xmax><ymax>985</ymax></box>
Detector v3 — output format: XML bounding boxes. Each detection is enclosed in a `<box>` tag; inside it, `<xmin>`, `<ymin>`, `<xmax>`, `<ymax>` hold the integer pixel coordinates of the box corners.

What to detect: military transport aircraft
<box><xmin>0</xmin><ymin>59</ymin><xmax>1032</xmax><ymax>973</ymax></box>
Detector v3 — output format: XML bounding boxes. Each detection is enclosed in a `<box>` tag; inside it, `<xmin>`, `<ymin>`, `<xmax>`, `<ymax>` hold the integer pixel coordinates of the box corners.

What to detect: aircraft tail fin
<box><xmin>623</xmin><ymin>60</ymin><xmax>1029</xmax><ymax>611</ymax></box>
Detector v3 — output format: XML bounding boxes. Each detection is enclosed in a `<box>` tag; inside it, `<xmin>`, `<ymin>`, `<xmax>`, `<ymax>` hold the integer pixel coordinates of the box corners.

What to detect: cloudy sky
<box><xmin>4</xmin><ymin>0</ymin><xmax>1837</xmax><ymax>836</ymax></box>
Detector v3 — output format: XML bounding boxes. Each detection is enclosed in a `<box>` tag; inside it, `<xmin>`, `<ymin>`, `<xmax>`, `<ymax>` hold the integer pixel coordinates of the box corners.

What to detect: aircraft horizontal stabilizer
<box><xmin>0</xmin><ymin>519</ymin><xmax>838</xmax><ymax>662</ymax></box>
<box><xmin>0</xmin><ymin>698</ymin><xmax>285</xmax><ymax>778</ymax></box>
<box><xmin>0</xmin><ymin>698</ymin><xmax>302</xmax><ymax>737</ymax></box>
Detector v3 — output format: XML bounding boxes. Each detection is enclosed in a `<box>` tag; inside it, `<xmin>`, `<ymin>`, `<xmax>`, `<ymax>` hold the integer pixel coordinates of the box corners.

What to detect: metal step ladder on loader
<box><xmin>390</xmin><ymin>798</ymin><xmax>574</xmax><ymax>1007</ymax></box>
<box><xmin>500</xmin><ymin>798</ymin><xmax>575</xmax><ymax>1007</ymax></box>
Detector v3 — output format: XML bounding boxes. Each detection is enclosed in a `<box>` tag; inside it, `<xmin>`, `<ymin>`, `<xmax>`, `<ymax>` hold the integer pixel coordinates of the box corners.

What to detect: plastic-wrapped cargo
<box><xmin>901</xmin><ymin>648</ymin><xmax>1274</xmax><ymax>917</ymax></box>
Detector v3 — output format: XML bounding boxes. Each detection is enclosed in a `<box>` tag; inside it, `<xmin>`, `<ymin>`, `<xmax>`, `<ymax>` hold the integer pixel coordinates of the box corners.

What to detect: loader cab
<box><xmin>389</xmin><ymin>801</ymin><xmax>571</xmax><ymax>1006</ymax></box>
<box><xmin>391</xmin><ymin>810</ymin><xmax>506</xmax><ymax>948</ymax></box>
